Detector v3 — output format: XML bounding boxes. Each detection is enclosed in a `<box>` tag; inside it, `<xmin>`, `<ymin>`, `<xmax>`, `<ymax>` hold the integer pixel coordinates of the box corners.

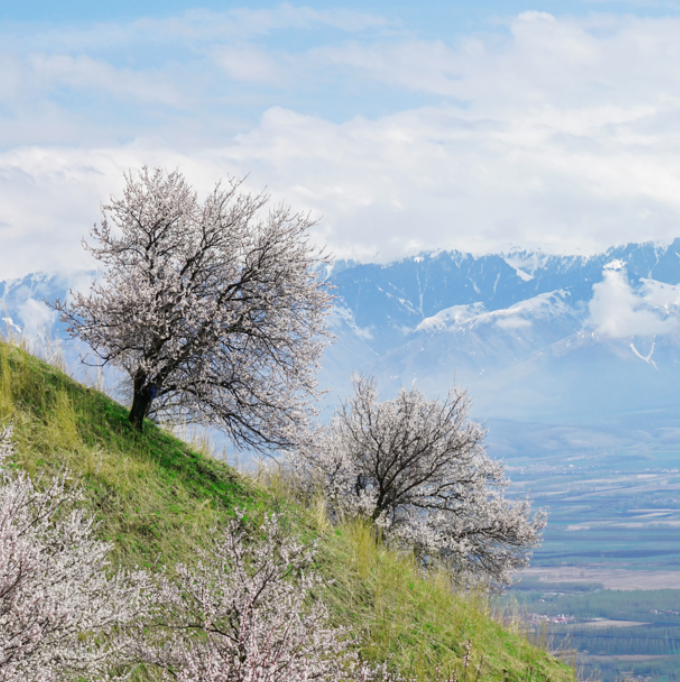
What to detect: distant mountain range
<box><xmin>322</xmin><ymin>240</ymin><xmax>680</xmax><ymax>425</ymax></box>
<box><xmin>4</xmin><ymin>239</ymin><xmax>680</xmax><ymax>441</ymax></box>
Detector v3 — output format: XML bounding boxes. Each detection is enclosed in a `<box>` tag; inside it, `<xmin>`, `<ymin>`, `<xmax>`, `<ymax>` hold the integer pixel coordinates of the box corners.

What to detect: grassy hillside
<box><xmin>0</xmin><ymin>339</ymin><xmax>576</xmax><ymax>682</ymax></box>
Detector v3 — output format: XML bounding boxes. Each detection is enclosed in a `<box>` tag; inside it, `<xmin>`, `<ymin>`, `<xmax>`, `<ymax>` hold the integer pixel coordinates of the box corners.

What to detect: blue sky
<box><xmin>0</xmin><ymin>1</ymin><xmax>630</xmax><ymax>27</ymax></box>
<box><xmin>3</xmin><ymin>0</ymin><xmax>680</xmax><ymax>277</ymax></box>
<box><xmin>8</xmin><ymin>1</ymin><xmax>680</xmax><ymax>27</ymax></box>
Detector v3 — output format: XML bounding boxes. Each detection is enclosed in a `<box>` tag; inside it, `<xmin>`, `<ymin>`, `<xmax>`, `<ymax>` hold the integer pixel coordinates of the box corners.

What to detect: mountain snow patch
<box><xmin>329</xmin><ymin>305</ymin><xmax>374</xmax><ymax>340</ymax></box>
<box><xmin>630</xmin><ymin>340</ymin><xmax>658</xmax><ymax>369</ymax></box>
<box><xmin>604</xmin><ymin>259</ymin><xmax>626</xmax><ymax>271</ymax></box>
<box><xmin>415</xmin><ymin>291</ymin><xmax>576</xmax><ymax>335</ymax></box>
<box><xmin>639</xmin><ymin>279</ymin><xmax>680</xmax><ymax>310</ymax></box>
<box><xmin>416</xmin><ymin>303</ymin><xmax>487</xmax><ymax>332</ymax></box>
<box><xmin>502</xmin><ymin>251</ymin><xmax>550</xmax><ymax>282</ymax></box>
<box><xmin>496</xmin><ymin>317</ymin><xmax>532</xmax><ymax>330</ymax></box>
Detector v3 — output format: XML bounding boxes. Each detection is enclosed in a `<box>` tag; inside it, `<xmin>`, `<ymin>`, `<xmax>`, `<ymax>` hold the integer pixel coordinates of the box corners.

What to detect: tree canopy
<box><xmin>291</xmin><ymin>375</ymin><xmax>546</xmax><ymax>586</ymax></box>
<box><xmin>55</xmin><ymin>167</ymin><xmax>333</xmax><ymax>450</ymax></box>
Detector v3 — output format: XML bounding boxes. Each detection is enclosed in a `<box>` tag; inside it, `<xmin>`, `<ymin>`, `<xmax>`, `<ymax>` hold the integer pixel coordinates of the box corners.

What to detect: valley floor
<box><xmin>499</xmin><ymin>413</ymin><xmax>680</xmax><ymax>681</ymax></box>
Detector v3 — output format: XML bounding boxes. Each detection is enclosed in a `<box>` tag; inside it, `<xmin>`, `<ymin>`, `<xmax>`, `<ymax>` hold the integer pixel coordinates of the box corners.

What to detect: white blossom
<box><xmin>0</xmin><ymin>424</ymin><xmax>151</xmax><ymax>681</ymax></box>
<box><xmin>54</xmin><ymin>167</ymin><xmax>333</xmax><ymax>449</ymax></box>
<box><xmin>144</xmin><ymin>510</ymin><xmax>369</xmax><ymax>682</ymax></box>
<box><xmin>289</xmin><ymin>376</ymin><xmax>546</xmax><ymax>587</ymax></box>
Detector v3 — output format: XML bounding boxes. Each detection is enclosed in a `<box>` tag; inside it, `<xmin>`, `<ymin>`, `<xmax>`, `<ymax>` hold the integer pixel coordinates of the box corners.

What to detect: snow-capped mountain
<box><xmin>412</xmin><ymin>290</ymin><xmax>584</xmax><ymax>369</ymax></box>
<box><xmin>5</xmin><ymin>239</ymin><xmax>680</xmax><ymax>430</ymax></box>
<box><xmin>331</xmin><ymin>239</ymin><xmax>680</xmax><ymax>341</ymax></box>
<box><xmin>320</xmin><ymin>239</ymin><xmax>680</xmax><ymax>425</ymax></box>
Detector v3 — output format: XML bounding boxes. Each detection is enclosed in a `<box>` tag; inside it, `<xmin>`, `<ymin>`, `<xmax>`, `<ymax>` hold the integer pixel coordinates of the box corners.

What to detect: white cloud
<box><xmin>17</xmin><ymin>298</ymin><xmax>57</xmax><ymax>336</ymax></box>
<box><xmin>27</xmin><ymin>53</ymin><xmax>181</xmax><ymax>104</ymax></box>
<box><xmin>7</xmin><ymin>10</ymin><xmax>680</xmax><ymax>274</ymax></box>
<box><xmin>220</xmin><ymin>102</ymin><xmax>680</xmax><ymax>260</ymax></box>
<box><xmin>312</xmin><ymin>12</ymin><xmax>680</xmax><ymax>107</ymax></box>
<box><xmin>211</xmin><ymin>45</ymin><xmax>288</xmax><ymax>83</ymax></box>
<box><xmin>314</xmin><ymin>40</ymin><xmax>463</xmax><ymax>97</ymax></box>
<box><xmin>0</xmin><ymin>147</ymin><xmax>134</xmax><ymax>277</ymax></box>
<box><xmin>588</xmin><ymin>268</ymin><xmax>678</xmax><ymax>337</ymax></box>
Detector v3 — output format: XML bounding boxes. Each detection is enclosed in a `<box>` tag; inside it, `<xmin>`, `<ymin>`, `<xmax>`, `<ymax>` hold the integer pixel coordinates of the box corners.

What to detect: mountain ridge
<box><xmin>4</xmin><ymin>238</ymin><xmax>680</xmax><ymax>424</ymax></box>
<box><xmin>332</xmin><ymin>238</ymin><xmax>680</xmax><ymax>342</ymax></box>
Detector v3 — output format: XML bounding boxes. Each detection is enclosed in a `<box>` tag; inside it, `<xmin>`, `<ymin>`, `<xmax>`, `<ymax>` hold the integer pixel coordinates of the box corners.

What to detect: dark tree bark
<box><xmin>128</xmin><ymin>390</ymin><xmax>152</xmax><ymax>431</ymax></box>
<box><xmin>128</xmin><ymin>374</ymin><xmax>155</xmax><ymax>431</ymax></box>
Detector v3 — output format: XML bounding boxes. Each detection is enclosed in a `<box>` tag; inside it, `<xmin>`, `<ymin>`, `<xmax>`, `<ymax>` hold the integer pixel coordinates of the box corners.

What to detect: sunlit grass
<box><xmin>0</xmin><ymin>339</ymin><xmax>258</xmax><ymax>568</ymax></box>
<box><xmin>257</xmin><ymin>462</ymin><xmax>577</xmax><ymax>680</ymax></box>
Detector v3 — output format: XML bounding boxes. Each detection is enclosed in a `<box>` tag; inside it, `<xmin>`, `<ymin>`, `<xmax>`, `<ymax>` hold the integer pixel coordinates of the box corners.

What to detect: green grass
<box><xmin>0</xmin><ymin>339</ymin><xmax>259</xmax><ymax>569</ymax></box>
<box><xmin>317</xmin><ymin>519</ymin><xmax>578</xmax><ymax>680</ymax></box>
<box><xmin>0</xmin><ymin>339</ymin><xmax>577</xmax><ymax>681</ymax></box>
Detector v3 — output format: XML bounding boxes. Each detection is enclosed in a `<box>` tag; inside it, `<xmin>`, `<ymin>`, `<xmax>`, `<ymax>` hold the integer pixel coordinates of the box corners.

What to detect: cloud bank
<box><xmin>4</xmin><ymin>9</ymin><xmax>680</xmax><ymax>275</ymax></box>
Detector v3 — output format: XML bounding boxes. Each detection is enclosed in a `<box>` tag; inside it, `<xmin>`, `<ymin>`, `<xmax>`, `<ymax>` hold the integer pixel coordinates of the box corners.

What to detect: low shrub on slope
<box><xmin>0</xmin><ymin>339</ymin><xmax>575</xmax><ymax>682</ymax></box>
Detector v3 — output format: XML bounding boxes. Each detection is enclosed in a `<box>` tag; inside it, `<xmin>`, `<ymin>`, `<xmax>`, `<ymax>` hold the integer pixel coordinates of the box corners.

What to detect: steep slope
<box><xmin>0</xmin><ymin>340</ymin><xmax>574</xmax><ymax>682</ymax></box>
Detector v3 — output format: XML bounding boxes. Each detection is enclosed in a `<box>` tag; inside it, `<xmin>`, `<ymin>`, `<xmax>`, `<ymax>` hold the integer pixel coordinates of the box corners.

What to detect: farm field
<box><xmin>496</xmin><ymin>414</ymin><xmax>680</xmax><ymax>680</ymax></box>
<box><xmin>507</xmin><ymin>581</ymin><xmax>680</xmax><ymax>681</ymax></box>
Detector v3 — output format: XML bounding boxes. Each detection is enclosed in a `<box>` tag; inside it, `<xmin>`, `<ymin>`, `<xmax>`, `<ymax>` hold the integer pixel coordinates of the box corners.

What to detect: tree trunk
<box><xmin>129</xmin><ymin>390</ymin><xmax>153</xmax><ymax>431</ymax></box>
<box><xmin>129</xmin><ymin>375</ymin><xmax>153</xmax><ymax>431</ymax></box>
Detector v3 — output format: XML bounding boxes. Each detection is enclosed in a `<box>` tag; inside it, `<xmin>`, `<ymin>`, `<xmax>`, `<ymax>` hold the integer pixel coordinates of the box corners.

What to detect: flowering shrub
<box><xmin>0</xmin><ymin>424</ymin><xmax>150</xmax><ymax>681</ymax></box>
<box><xmin>290</xmin><ymin>375</ymin><xmax>546</xmax><ymax>586</ymax></box>
<box><xmin>145</xmin><ymin>510</ymin><xmax>373</xmax><ymax>682</ymax></box>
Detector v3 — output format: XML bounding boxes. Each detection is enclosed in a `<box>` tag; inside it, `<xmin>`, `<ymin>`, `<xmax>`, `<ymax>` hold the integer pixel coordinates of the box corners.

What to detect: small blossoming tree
<box><xmin>145</xmin><ymin>511</ymin><xmax>370</xmax><ymax>682</ymax></box>
<box><xmin>0</xmin><ymin>424</ymin><xmax>151</xmax><ymax>681</ymax></box>
<box><xmin>290</xmin><ymin>375</ymin><xmax>546</xmax><ymax>586</ymax></box>
<box><xmin>55</xmin><ymin>167</ymin><xmax>332</xmax><ymax>449</ymax></box>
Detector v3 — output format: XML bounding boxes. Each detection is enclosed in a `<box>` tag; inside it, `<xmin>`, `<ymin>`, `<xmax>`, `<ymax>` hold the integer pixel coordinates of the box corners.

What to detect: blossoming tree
<box><xmin>55</xmin><ymin>168</ymin><xmax>332</xmax><ymax>449</ymax></box>
<box><xmin>290</xmin><ymin>375</ymin><xmax>546</xmax><ymax>586</ymax></box>
<box><xmin>0</xmin><ymin>425</ymin><xmax>150</xmax><ymax>681</ymax></box>
<box><xmin>144</xmin><ymin>511</ymin><xmax>371</xmax><ymax>682</ymax></box>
